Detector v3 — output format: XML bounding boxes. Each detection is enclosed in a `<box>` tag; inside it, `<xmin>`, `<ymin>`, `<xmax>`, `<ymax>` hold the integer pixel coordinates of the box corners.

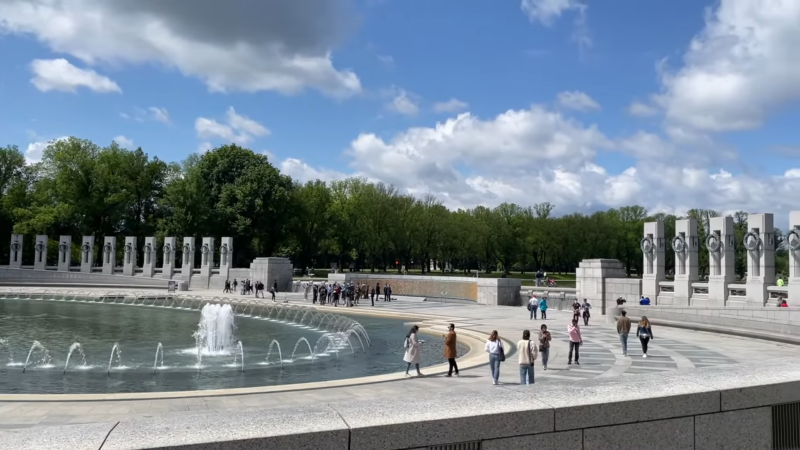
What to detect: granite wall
<box><xmin>0</xmin><ymin>267</ymin><xmax>168</xmax><ymax>288</ymax></box>
<box><xmin>327</xmin><ymin>273</ymin><xmax>522</xmax><ymax>305</ymax></box>
<box><xmin>9</xmin><ymin>357</ymin><xmax>797</xmax><ymax>449</ymax></box>
<box><xmin>328</xmin><ymin>273</ymin><xmax>479</xmax><ymax>301</ymax></box>
<box><xmin>609</xmin><ymin>304</ymin><xmax>800</xmax><ymax>340</ymax></box>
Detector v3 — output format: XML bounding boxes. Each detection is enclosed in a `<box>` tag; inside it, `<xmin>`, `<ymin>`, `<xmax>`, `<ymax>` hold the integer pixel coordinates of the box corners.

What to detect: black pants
<box><xmin>640</xmin><ymin>337</ymin><xmax>650</xmax><ymax>354</ymax></box>
<box><xmin>447</xmin><ymin>358</ymin><xmax>459</xmax><ymax>375</ymax></box>
<box><xmin>568</xmin><ymin>341</ymin><xmax>580</xmax><ymax>362</ymax></box>
<box><xmin>541</xmin><ymin>310</ymin><xmax>547</xmax><ymax>319</ymax></box>
<box><xmin>583</xmin><ymin>312</ymin><xmax>590</xmax><ymax>326</ymax></box>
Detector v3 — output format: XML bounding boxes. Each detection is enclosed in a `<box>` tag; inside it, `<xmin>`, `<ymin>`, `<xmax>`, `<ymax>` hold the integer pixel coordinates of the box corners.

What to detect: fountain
<box><xmin>232</xmin><ymin>341</ymin><xmax>244</xmax><ymax>371</ymax></box>
<box><xmin>312</xmin><ymin>334</ymin><xmax>336</xmax><ymax>359</ymax></box>
<box><xmin>193</xmin><ymin>304</ymin><xmax>236</xmax><ymax>355</ymax></box>
<box><xmin>107</xmin><ymin>343</ymin><xmax>122</xmax><ymax>374</ymax></box>
<box><xmin>63</xmin><ymin>342</ymin><xmax>87</xmax><ymax>374</ymax></box>
<box><xmin>265</xmin><ymin>339</ymin><xmax>283</xmax><ymax>367</ymax></box>
<box><xmin>290</xmin><ymin>337</ymin><xmax>314</xmax><ymax>362</ymax></box>
<box><xmin>22</xmin><ymin>340</ymin><xmax>51</xmax><ymax>373</ymax></box>
<box><xmin>153</xmin><ymin>342</ymin><xmax>164</xmax><ymax>374</ymax></box>
<box><xmin>0</xmin><ymin>289</ymin><xmax>433</xmax><ymax>396</ymax></box>
<box><xmin>0</xmin><ymin>338</ymin><xmax>13</xmax><ymax>365</ymax></box>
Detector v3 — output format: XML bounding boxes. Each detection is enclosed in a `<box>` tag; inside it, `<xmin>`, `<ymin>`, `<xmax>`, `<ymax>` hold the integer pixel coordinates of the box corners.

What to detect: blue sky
<box><xmin>0</xmin><ymin>0</ymin><xmax>798</xmax><ymax>221</ymax></box>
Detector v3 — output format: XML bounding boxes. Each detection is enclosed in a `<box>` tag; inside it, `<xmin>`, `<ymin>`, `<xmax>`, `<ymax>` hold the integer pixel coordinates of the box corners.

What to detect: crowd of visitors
<box><xmin>219</xmin><ymin>276</ymin><xmax>660</xmax><ymax>386</ymax></box>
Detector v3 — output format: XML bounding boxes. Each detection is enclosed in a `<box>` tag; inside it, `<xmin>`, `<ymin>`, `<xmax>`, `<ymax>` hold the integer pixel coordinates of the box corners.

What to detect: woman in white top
<box><xmin>403</xmin><ymin>325</ymin><xmax>424</xmax><ymax>377</ymax></box>
<box><xmin>484</xmin><ymin>330</ymin><xmax>504</xmax><ymax>385</ymax></box>
<box><xmin>517</xmin><ymin>329</ymin><xmax>539</xmax><ymax>385</ymax></box>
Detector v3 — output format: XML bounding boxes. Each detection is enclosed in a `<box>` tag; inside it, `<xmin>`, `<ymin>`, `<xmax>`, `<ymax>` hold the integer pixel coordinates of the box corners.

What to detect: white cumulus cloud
<box><xmin>29</xmin><ymin>58</ymin><xmax>120</xmax><ymax>93</ymax></box>
<box><xmin>195</xmin><ymin>107</ymin><xmax>270</xmax><ymax>146</ymax></box>
<box><xmin>113</xmin><ymin>135</ymin><xmax>134</xmax><ymax>149</ymax></box>
<box><xmin>433</xmin><ymin>98</ymin><xmax>469</xmax><ymax>113</ymax></box>
<box><xmin>0</xmin><ymin>0</ymin><xmax>361</xmax><ymax>97</ymax></box>
<box><xmin>25</xmin><ymin>136</ymin><xmax>68</xmax><ymax>164</ymax></box>
<box><xmin>655</xmin><ymin>0</ymin><xmax>800</xmax><ymax>133</ymax></box>
<box><xmin>276</xmin><ymin>102</ymin><xmax>800</xmax><ymax>220</ymax></box>
<box><xmin>386</xmin><ymin>90</ymin><xmax>419</xmax><ymax>116</ymax></box>
<box><xmin>556</xmin><ymin>91</ymin><xmax>600</xmax><ymax>111</ymax></box>
<box><xmin>628</xmin><ymin>101</ymin><xmax>659</xmax><ymax>117</ymax></box>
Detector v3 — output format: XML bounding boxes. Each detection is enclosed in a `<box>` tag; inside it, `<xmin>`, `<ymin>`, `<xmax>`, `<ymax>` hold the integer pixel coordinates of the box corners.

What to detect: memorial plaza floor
<box><xmin>1</xmin><ymin>289</ymin><xmax>799</xmax><ymax>430</ymax></box>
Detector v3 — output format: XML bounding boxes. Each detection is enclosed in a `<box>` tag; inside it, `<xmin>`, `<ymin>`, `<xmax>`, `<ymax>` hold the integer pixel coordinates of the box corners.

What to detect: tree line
<box><xmin>0</xmin><ymin>138</ymin><xmax>792</xmax><ymax>277</ymax></box>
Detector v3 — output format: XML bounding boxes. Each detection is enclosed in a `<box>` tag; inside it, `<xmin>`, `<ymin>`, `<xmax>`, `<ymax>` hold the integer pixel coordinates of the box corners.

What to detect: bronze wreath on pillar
<box><xmin>743</xmin><ymin>231</ymin><xmax>760</xmax><ymax>252</ymax></box>
<box><xmin>640</xmin><ymin>236</ymin><xmax>654</xmax><ymax>254</ymax></box>
<box><xmin>787</xmin><ymin>229</ymin><xmax>800</xmax><ymax>251</ymax></box>
<box><xmin>671</xmin><ymin>236</ymin><xmax>686</xmax><ymax>254</ymax></box>
<box><xmin>705</xmin><ymin>234</ymin><xmax>721</xmax><ymax>252</ymax></box>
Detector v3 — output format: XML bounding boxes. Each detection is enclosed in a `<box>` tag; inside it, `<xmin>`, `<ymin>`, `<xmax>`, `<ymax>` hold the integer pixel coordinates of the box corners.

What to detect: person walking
<box><xmin>571</xmin><ymin>299</ymin><xmax>581</xmax><ymax>323</ymax></box>
<box><xmin>637</xmin><ymin>316</ymin><xmax>654</xmax><ymax>358</ymax></box>
<box><xmin>517</xmin><ymin>330</ymin><xmax>539</xmax><ymax>385</ymax></box>
<box><xmin>538</xmin><ymin>324</ymin><xmax>551</xmax><ymax>370</ymax></box>
<box><xmin>370</xmin><ymin>287</ymin><xmax>375</xmax><ymax>306</ymax></box>
<box><xmin>528</xmin><ymin>295</ymin><xmax>538</xmax><ymax>320</ymax></box>
<box><xmin>617</xmin><ymin>310</ymin><xmax>632</xmax><ymax>356</ymax></box>
<box><xmin>567</xmin><ymin>318</ymin><xmax>582</xmax><ymax>365</ymax></box>
<box><xmin>581</xmin><ymin>299</ymin><xmax>592</xmax><ymax>326</ymax></box>
<box><xmin>538</xmin><ymin>297</ymin><xmax>548</xmax><ymax>320</ymax></box>
<box><xmin>403</xmin><ymin>325</ymin><xmax>424</xmax><ymax>377</ymax></box>
<box><xmin>485</xmin><ymin>330</ymin><xmax>504</xmax><ymax>385</ymax></box>
<box><xmin>443</xmin><ymin>324</ymin><xmax>459</xmax><ymax>377</ymax></box>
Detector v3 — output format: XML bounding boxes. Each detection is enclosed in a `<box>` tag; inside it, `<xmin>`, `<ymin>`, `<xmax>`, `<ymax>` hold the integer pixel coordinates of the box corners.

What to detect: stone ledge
<box><xmin>616</xmin><ymin>307</ymin><xmax>800</xmax><ymax>345</ymax></box>
<box><xmin>102</xmin><ymin>405</ymin><xmax>349</xmax><ymax>450</ymax></box>
<box><xmin>4</xmin><ymin>358</ymin><xmax>797</xmax><ymax>449</ymax></box>
<box><xmin>0</xmin><ymin>421</ymin><xmax>116</xmax><ymax>450</ymax></box>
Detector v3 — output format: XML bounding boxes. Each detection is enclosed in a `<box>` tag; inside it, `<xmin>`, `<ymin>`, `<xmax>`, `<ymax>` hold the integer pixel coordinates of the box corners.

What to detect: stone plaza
<box><xmin>0</xmin><ymin>210</ymin><xmax>799</xmax><ymax>449</ymax></box>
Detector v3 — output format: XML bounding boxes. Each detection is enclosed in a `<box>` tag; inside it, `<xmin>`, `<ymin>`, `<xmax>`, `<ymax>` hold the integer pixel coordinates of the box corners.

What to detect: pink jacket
<box><xmin>568</xmin><ymin>324</ymin><xmax>582</xmax><ymax>342</ymax></box>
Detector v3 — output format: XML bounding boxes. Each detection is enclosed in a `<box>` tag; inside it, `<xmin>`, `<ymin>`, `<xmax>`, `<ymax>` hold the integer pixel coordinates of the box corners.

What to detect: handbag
<box><xmin>497</xmin><ymin>341</ymin><xmax>506</xmax><ymax>362</ymax></box>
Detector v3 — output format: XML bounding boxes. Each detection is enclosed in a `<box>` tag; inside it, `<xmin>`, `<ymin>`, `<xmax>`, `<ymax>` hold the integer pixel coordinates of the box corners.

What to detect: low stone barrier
<box><xmin>327</xmin><ymin>273</ymin><xmax>521</xmax><ymax>306</ymax></box>
<box><xmin>5</xmin><ymin>357</ymin><xmax>797</xmax><ymax>449</ymax></box>
<box><xmin>609</xmin><ymin>305</ymin><xmax>800</xmax><ymax>342</ymax></box>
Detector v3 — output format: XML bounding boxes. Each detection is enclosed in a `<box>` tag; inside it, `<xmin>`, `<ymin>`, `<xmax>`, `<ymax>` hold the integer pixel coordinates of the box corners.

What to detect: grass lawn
<box><xmin>294</xmin><ymin>268</ymin><xmax>576</xmax><ymax>283</ymax></box>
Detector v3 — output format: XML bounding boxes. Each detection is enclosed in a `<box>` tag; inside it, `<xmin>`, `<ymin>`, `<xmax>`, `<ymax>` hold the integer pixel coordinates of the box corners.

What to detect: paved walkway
<box><xmin>1</xmin><ymin>289</ymin><xmax>799</xmax><ymax>429</ymax></box>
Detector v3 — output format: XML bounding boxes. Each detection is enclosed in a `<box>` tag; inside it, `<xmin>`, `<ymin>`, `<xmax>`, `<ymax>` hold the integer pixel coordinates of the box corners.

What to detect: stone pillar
<box><xmin>9</xmin><ymin>234</ymin><xmax>23</xmax><ymax>268</ymax></box>
<box><xmin>161</xmin><ymin>237</ymin><xmax>176</xmax><ymax>279</ymax></box>
<box><xmin>576</xmin><ymin>258</ymin><xmax>628</xmax><ymax>316</ymax></box>
<box><xmin>80</xmin><ymin>236</ymin><xmax>94</xmax><ymax>273</ymax></box>
<box><xmin>142</xmin><ymin>237</ymin><xmax>156</xmax><ymax>277</ymax></box>
<box><xmin>122</xmin><ymin>236</ymin><xmax>137</xmax><ymax>276</ymax></box>
<box><xmin>102</xmin><ymin>236</ymin><xmax>117</xmax><ymax>275</ymax></box>
<box><xmin>707</xmin><ymin>217</ymin><xmax>735</xmax><ymax>306</ymax></box>
<box><xmin>181</xmin><ymin>237</ymin><xmax>195</xmax><ymax>281</ymax></box>
<box><xmin>249</xmin><ymin>257</ymin><xmax>294</xmax><ymax>292</ymax></box>
<box><xmin>745</xmin><ymin>213</ymin><xmax>776</xmax><ymax>306</ymax></box>
<box><xmin>672</xmin><ymin>219</ymin><xmax>699</xmax><ymax>306</ymax></box>
<box><xmin>477</xmin><ymin>278</ymin><xmax>522</xmax><ymax>306</ymax></box>
<box><xmin>57</xmin><ymin>235</ymin><xmax>72</xmax><ymax>272</ymax></box>
<box><xmin>641</xmin><ymin>221</ymin><xmax>666</xmax><ymax>301</ymax></box>
<box><xmin>200</xmin><ymin>237</ymin><xmax>215</xmax><ymax>279</ymax></box>
<box><xmin>788</xmin><ymin>211</ymin><xmax>800</xmax><ymax>304</ymax></box>
<box><xmin>218</xmin><ymin>237</ymin><xmax>233</xmax><ymax>281</ymax></box>
<box><xmin>34</xmin><ymin>235</ymin><xmax>48</xmax><ymax>270</ymax></box>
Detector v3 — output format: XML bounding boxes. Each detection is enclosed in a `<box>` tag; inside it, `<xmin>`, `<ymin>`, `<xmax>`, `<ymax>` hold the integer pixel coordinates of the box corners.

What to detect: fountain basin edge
<box><xmin>0</xmin><ymin>299</ymin><xmax>489</xmax><ymax>402</ymax></box>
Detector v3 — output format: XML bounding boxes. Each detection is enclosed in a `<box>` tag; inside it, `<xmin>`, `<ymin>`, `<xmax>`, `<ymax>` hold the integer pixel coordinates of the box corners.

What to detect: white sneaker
<box><xmin>492</xmin><ymin>380</ymin><xmax>498</xmax><ymax>385</ymax></box>
<box><xmin>643</xmin><ymin>354</ymin><xmax>648</xmax><ymax>358</ymax></box>
<box><xmin>623</xmin><ymin>353</ymin><xmax>627</xmax><ymax>357</ymax></box>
